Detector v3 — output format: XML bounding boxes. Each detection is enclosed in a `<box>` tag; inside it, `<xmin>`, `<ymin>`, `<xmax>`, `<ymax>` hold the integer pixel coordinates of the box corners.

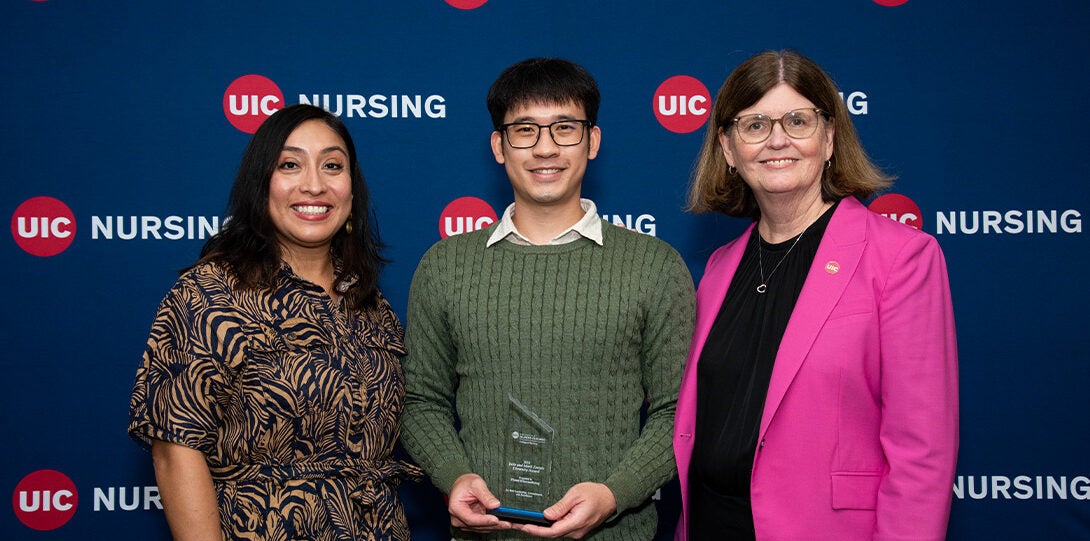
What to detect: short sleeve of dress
<box><xmin>128</xmin><ymin>270</ymin><xmax>226</xmax><ymax>454</ymax></box>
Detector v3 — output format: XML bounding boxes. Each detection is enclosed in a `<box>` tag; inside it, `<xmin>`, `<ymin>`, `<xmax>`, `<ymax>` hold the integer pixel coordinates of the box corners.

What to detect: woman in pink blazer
<box><xmin>674</xmin><ymin>50</ymin><xmax>958</xmax><ymax>541</ymax></box>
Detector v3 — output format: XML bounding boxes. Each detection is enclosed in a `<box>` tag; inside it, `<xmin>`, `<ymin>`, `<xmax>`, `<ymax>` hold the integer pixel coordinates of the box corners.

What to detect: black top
<box><xmin>688</xmin><ymin>201</ymin><xmax>837</xmax><ymax>540</ymax></box>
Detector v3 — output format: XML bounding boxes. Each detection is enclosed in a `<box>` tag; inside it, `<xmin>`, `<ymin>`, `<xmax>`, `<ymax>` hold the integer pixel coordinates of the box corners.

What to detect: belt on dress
<box><xmin>209</xmin><ymin>458</ymin><xmax>423</xmax><ymax>505</ymax></box>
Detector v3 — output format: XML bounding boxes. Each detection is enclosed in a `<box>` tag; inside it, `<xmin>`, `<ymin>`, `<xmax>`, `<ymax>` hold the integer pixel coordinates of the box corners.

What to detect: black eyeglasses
<box><xmin>498</xmin><ymin>119</ymin><xmax>593</xmax><ymax>149</ymax></box>
<box><xmin>730</xmin><ymin>108</ymin><xmax>830</xmax><ymax>144</ymax></box>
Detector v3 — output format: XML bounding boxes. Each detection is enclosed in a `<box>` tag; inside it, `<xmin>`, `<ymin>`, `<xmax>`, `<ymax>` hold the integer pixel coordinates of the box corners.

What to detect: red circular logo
<box><xmin>11</xmin><ymin>196</ymin><xmax>77</xmax><ymax>257</ymax></box>
<box><xmin>223</xmin><ymin>74</ymin><xmax>285</xmax><ymax>134</ymax></box>
<box><xmin>439</xmin><ymin>196</ymin><xmax>497</xmax><ymax>239</ymax></box>
<box><xmin>12</xmin><ymin>470</ymin><xmax>78</xmax><ymax>531</ymax></box>
<box><xmin>445</xmin><ymin>0</ymin><xmax>488</xmax><ymax>8</ymax></box>
<box><xmin>653</xmin><ymin>75</ymin><xmax>711</xmax><ymax>134</ymax></box>
<box><xmin>873</xmin><ymin>0</ymin><xmax>909</xmax><ymax>5</ymax></box>
<box><xmin>868</xmin><ymin>193</ymin><xmax>923</xmax><ymax>230</ymax></box>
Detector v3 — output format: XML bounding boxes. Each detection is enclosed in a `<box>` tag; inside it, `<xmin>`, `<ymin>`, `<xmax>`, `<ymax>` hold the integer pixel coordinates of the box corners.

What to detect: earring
<box><xmin>824</xmin><ymin>160</ymin><xmax>831</xmax><ymax>170</ymax></box>
<box><xmin>728</xmin><ymin>165</ymin><xmax>738</xmax><ymax>176</ymax></box>
<box><xmin>345</xmin><ymin>215</ymin><xmax>354</xmax><ymax>234</ymax></box>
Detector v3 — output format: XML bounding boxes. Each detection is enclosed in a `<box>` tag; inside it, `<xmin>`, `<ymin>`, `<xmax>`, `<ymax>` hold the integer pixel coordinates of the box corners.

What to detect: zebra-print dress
<box><xmin>129</xmin><ymin>261</ymin><xmax>420</xmax><ymax>540</ymax></box>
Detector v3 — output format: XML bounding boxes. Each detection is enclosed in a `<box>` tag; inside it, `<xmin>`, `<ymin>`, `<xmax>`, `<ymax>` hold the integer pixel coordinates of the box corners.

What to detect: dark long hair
<box><xmin>194</xmin><ymin>104</ymin><xmax>386</xmax><ymax>309</ymax></box>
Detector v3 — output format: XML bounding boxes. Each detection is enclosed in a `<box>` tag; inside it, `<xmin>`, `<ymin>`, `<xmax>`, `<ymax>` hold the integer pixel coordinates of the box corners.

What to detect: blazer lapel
<box><xmin>678</xmin><ymin>223</ymin><xmax>754</xmax><ymax>437</ymax></box>
<box><xmin>692</xmin><ymin>224</ymin><xmax>755</xmax><ymax>356</ymax></box>
<box><xmin>758</xmin><ymin>198</ymin><xmax>869</xmax><ymax>439</ymax></box>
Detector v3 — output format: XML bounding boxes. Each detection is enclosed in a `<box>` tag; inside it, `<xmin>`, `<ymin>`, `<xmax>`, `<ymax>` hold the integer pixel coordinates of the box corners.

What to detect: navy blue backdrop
<box><xmin>3</xmin><ymin>1</ymin><xmax>1088</xmax><ymax>539</ymax></box>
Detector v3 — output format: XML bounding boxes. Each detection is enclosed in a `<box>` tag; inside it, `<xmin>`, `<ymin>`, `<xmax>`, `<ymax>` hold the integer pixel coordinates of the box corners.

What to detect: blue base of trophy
<box><xmin>488</xmin><ymin>506</ymin><xmax>554</xmax><ymax>526</ymax></box>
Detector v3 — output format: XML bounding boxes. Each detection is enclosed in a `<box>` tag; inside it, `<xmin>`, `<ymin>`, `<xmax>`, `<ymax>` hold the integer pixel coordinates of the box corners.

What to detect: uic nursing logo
<box><xmin>440</xmin><ymin>197</ymin><xmax>498</xmax><ymax>239</ymax></box>
<box><xmin>223</xmin><ymin>74</ymin><xmax>285</xmax><ymax>134</ymax></box>
<box><xmin>13</xmin><ymin>470</ymin><xmax>78</xmax><ymax>531</ymax></box>
<box><xmin>870</xmin><ymin>193</ymin><xmax>1082</xmax><ymax>235</ymax></box>
<box><xmin>653</xmin><ymin>76</ymin><xmax>711</xmax><ymax>134</ymax></box>
<box><xmin>223</xmin><ymin>74</ymin><xmax>448</xmax><ymax>134</ymax></box>
<box><xmin>12</xmin><ymin>196</ymin><xmax>76</xmax><ymax>257</ymax></box>
<box><xmin>13</xmin><ymin>468</ymin><xmax>164</xmax><ymax>531</ymax></box>
<box><xmin>437</xmin><ymin>197</ymin><xmax>659</xmax><ymax>239</ymax></box>
<box><xmin>869</xmin><ymin>193</ymin><xmax>922</xmax><ymax>229</ymax></box>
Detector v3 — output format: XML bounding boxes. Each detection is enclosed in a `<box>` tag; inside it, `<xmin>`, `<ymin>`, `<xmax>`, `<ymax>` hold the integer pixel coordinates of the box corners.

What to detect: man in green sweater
<box><xmin>401</xmin><ymin>57</ymin><xmax>695</xmax><ymax>540</ymax></box>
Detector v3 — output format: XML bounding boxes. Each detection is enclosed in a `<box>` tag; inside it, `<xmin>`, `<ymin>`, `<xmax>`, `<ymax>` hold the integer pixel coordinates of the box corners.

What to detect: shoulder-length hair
<box><xmin>193</xmin><ymin>104</ymin><xmax>386</xmax><ymax>309</ymax></box>
<box><xmin>688</xmin><ymin>50</ymin><xmax>893</xmax><ymax>218</ymax></box>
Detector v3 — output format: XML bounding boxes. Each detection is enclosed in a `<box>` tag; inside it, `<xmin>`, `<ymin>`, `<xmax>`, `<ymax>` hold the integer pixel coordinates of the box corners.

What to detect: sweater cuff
<box><xmin>602</xmin><ymin>471</ymin><xmax>644</xmax><ymax>513</ymax></box>
<box><xmin>430</xmin><ymin>457</ymin><xmax>475</xmax><ymax>494</ymax></box>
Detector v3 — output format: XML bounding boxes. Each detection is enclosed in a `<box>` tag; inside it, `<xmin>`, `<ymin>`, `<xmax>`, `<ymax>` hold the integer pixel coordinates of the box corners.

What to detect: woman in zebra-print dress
<box><xmin>129</xmin><ymin>104</ymin><xmax>420</xmax><ymax>540</ymax></box>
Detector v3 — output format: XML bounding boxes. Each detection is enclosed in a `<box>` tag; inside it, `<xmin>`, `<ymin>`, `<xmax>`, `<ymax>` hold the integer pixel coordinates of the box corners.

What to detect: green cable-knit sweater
<box><xmin>401</xmin><ymin>222</ymin><xmax>696</xmax><ymax>541</ymax></box>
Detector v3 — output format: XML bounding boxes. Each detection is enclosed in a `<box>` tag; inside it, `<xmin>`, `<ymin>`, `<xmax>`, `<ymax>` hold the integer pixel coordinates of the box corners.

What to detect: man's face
<box><xmin>490</xmin><ymin>100</ymin><xmax>600</xmax><ymax>211</ymax></box>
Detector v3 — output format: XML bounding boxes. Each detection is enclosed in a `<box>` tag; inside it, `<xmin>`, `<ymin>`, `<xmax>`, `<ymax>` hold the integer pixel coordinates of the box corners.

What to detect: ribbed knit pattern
<box><xmin>401</xmin><ymin>223</ymin><xmax>695</xmax><ymax>541</ymax></box>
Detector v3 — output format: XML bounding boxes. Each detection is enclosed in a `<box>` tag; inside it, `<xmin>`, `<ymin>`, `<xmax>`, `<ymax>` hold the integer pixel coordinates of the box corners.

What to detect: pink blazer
<box><xmin>674</xmin><ymin>197</ymin><xmax>958</xmax><ymax>541</ymax></box>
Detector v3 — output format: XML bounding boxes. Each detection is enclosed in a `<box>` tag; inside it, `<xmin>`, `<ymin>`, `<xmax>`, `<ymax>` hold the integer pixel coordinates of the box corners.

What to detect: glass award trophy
<box><xmin>489</xmin><ymin>393</ymin><xmax>555</xmax><ymax>525</ymax></box>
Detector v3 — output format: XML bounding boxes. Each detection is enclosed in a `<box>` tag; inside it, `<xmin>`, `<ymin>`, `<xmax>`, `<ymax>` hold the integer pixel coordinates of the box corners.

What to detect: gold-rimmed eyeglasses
<box><xmin>498</xmin><ymin>119</ymin><xmax>593</xmax><ymax>149</ymax></box>
<box><xmin>730</xmin><ymin>108</ymin><xmax>830</xmax><ymax>144</ymax></box>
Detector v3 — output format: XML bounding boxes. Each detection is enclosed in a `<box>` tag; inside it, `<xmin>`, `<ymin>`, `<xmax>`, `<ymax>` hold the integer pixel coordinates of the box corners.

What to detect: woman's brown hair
<box><xmin>688</xmin><ymin>50</ymin><xmax>893</xmax><ymax>218</ymax></box>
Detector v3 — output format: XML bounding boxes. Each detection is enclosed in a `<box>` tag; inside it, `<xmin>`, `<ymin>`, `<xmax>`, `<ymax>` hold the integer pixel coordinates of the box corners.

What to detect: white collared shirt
<box><xmin>486</xmin><ymin>198</ymin><xmax>604</xmax><ymax>247</ymax></box>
